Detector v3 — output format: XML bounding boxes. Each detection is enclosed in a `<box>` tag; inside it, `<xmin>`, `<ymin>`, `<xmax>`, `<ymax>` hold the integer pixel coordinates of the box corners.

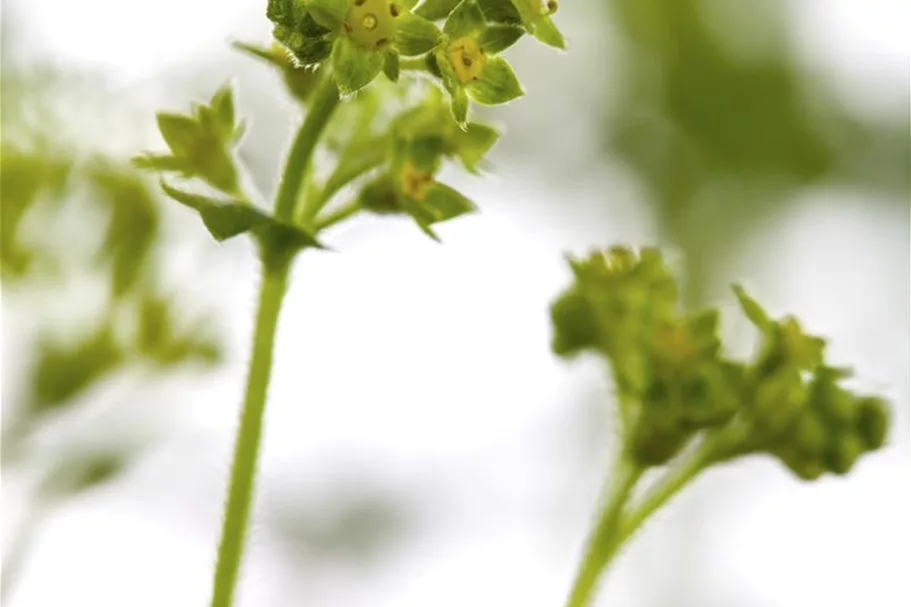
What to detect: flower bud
<box><xmin>856</xmin><ymin>397</ymin><xmax>889</xmax><ymax>450</ymax></box>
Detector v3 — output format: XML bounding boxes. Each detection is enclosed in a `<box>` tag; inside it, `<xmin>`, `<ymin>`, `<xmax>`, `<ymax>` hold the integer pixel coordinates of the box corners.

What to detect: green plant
<box><xmin>551</xmin><ymin>246</ymin><xmax>890</xmax><ymax>606</ymax></box>
<box><xmin>130</xmin><ymin>2</ymin><xmax>890</xmax><ymax>606</ymax></box>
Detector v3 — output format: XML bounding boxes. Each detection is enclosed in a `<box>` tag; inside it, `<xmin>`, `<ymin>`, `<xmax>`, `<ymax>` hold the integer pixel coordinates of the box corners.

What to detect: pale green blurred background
<box><xmin>2</xmin><ymin>1</ymin><xmax>909</xmax><ymax>606</ymax></box>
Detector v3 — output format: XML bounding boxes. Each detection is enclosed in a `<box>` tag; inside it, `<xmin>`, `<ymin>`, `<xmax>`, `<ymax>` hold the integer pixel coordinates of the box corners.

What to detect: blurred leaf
<box><xmin>31</xmin><ymin>325</ymin><xmax>124</xmax><ymax>415</ymax></box>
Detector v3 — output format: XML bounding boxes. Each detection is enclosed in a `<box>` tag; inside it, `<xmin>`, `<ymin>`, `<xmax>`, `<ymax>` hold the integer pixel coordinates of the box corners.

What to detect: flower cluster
<box><xmin>550</xmin><ymin>247</ymin><xmax>890</xmax><ymax>476</ymax></box>
<box><xmin>267</xmin><ymin>0</ymin><xmax>562</xmax><ymax>122</ymax></box>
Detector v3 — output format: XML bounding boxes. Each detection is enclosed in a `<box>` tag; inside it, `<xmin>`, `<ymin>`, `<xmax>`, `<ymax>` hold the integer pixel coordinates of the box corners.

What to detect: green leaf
<box><xmin>465</xmin><ymin>56</ymin><xmax>523</xmax><ymax>105</ymax></box>
<box><xmin>395</xmin><ymin>12</ymin><xmax>443</xmax><ymax>56</ymax></box>
<box><xmin>156</xmin><ymin>113</ymin><xmax>199</xmax><ymax>157</ymax></box>
<box><xmin>308</xmin><ymin>0</ymin><xmax>350</xmax><ymax>30</ymax></box>
<box><xmin>477</xmin><ymin>25</ymin><xmax>524</xmax><ymax>53</ymax></box>
<box><xmin>210</xmin><ymin>85</ymin><xmax>235</xmax><ymax>138</ymax></box>
<box><xmin>132</xmin><ymin>153</ymin><xmax>188</xmax><ymax>173</ymax></box>
<box><xmin>160</xmin><ymin>180</ymin><xmax>322</xmax><ymax>250</ymax></box>
<box><xmin>400</xmin><ymin>135</ymin><xmax>446</xmax><ymax>173</ymax></box>
<box><xmin>732</xmin><ymin>284</ymin><xmax>772</xmax><ymax>330</ymax></box>
<box><xmin>415</xmin><ymin>0</ymin><xmax>463</xmax><ymax>20</ymax></box>
<box><xmin>444</xmin><ymin>0</ymin><xmax>487</xmax><ymax>39</ymax></box>
<box><xmin>383</xmin><ymin>51</ymin><xmax>401</xmax><ymax>82</ymax></box>
<box><xmin>332</xmin><ymin>36</ymin><xmax>385</xmax><ymax>95</ymax></box>
<box><xmin>477</xmin><ymin>0</ymin><xmax>522</xmax><ymax>24</ymax></box>
<box><xmin>32</xmin><ymin>325</ymin><xmax>123</xmax><ymax>413</ymax></box>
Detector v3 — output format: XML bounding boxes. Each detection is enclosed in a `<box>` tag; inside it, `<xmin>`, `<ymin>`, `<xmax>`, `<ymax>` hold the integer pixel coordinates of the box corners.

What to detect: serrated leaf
<box><xmin>415</xmin><ymin>0</ymin><xmax>463</xmax><ymax>20</ymax></box>
<box><xmin>160</xmin><ymin>180</ymin><xmax>322</xmax><ymax>250</ymax></box>
<box><xmin>477</xmin><ymin>25</ymin><xmax>523</xmax><ymax>53</ymax></box>
<box><xmin>332</xmin><ymin>36</ymin><xmax>385</xmax><ymax>95</ymax></box>
<box><xmin>444</xmin><ymin>0</ymin><xmax>487</xmax><ymax>38</ymax></box>
<box><xmin>395</xmin><ymin>12</ymin><xmax>443</xmax><ymax>56</ymax></box>
<box><xmin>308</xmin><ymin>0</ymin><xmax>350</xmax><ymax>30</ymax></box>
<box><xmin>465</xmin><ymin>56</ymin><xmax>523</xmax><ymax>105</ymax></box>
<box><xmin>383</xmin><ymin>51</ymin><xmax>401</xmax><ymax>82</ymax></box>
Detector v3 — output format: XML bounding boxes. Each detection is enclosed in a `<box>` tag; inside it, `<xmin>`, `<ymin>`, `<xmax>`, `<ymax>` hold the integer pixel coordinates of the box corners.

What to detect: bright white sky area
<box><xmin>2</xmin><ymin>1</ymin><xmax>910</xmax><ymax>607</ymax></box>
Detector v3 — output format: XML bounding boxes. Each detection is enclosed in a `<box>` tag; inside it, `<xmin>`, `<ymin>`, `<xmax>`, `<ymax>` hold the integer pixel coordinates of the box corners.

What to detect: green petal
<box><xmin>308</xmin><ymin>0</ymin><xmax>350</xmax><ymax>30</ymax></box>
<box><xmin>332</xmin><ymin>36</ymin><xmax>385</xmax><ymax>95</ymax></box>
<box><xmin>395</xmin><ymin>12</ymin><xmax>443</xmax><ymax>56</ymax></box>
<box><xmin>444</xmin><ymin>0</ymin><xmax>487</xmax><ymax>39</ymax></box>
<box><xmin>465</xmin><ymin>56</ymin><xmax>523</xmax><ymax>105</ymax></box>
<box><xmin>477</xmin><ymin>25</ymin><xmax>524</xmax><ymax>53</ymax></box>
<box><xmin>415</xmin><ymin>0</ymin><xmax>463</xmax><ymax>21</ymax></box>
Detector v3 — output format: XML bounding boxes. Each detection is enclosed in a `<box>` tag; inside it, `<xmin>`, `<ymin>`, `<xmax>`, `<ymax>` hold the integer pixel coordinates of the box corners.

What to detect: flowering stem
<box><xmin>274</xmin><ymin>76</ymin><xmax>341</xmax><ymax>222</ymax></box>
<box><xmin>209</xmin><ymin>74</ymin><xmax>342</xmax><ymax>607</ymax></box>
<box><xmin>616</xmin><ymin>438</ymin><xmax>716</xmax><ymax>549</ymax></box>
<box><xmin>565</xmin><ymin>454</ymin><xmax>643</xmax><ymax>607</ymax></box>
<box><xmin>209</xmin><ymin>262</ymin><xmax>289</xmax><ymax>607</ymax></box>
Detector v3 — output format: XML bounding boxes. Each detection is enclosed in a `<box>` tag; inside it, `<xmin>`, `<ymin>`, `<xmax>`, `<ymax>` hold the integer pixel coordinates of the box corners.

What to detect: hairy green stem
<box><xmin>274</xmin><ymin>77</ymin><xmax>341</xmax><ymax>222</ymax></box>
<box><xmin>209</xmin><ymin>263</ymin><xmax>289</xmax><ymax>607</ymax></box>
<box><xmin>565</xmin><ymin>455</ymin><xmax>643</xmax><ymax>607</ymax></box>
<box><xmin>305</xmin><ymin>138</ymin><xmax>388</xmax><ymax>223</ymax></box>
<box><xmin>315</xmin><ymin>199</ymin><xmax>361</xmax><ymax>231</ymax></box>
<box><xmin>616</xmin><ymin>439</ymin><xmax>716</xmax><ymax>548</ymax></box>
<box><xmin>209</xmin><ymin>73</ymin><xmax>342</xmax><ymax>607</ymax></box>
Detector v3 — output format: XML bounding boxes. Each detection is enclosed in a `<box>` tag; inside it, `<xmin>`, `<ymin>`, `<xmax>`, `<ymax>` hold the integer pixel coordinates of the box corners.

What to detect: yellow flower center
<box><xmin>447</xmin><ymin>37</ymin><xmax>486</xmax><ymax>84</ymax></box>
<box><xmin>347</xmin><ymin>0</ymin><xmax>399</xmax><ymax>50</ymax></box>
<box><xmin>399</xmin><ymin>162</ymin><xmax>433</xmax><ymax>200</ymax></box>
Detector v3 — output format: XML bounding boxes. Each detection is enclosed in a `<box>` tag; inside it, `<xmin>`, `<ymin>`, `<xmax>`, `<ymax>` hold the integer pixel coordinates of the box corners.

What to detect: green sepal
<box><xmin>856</xmin><ymin>397</ymin><xmax>889</xmax><ymax>450</ymax></box>
<box><xmin>307</xmin><ymin>0</ymin><xmax>350</xmax><ymax>30</ymax></box>
<box><xmin>332</xmin><ymin>36</ymin><xmax>385</xmax><ymax>95</ymax></box>
<box><xmin>209</xmin><ymin>85</ymin><xmax>236</xmax><ymax>140</ymax></box>
<box><xmin>415</xmin><ymin>0</ymin><xmax>463</xmax><ymax>21</ymax></box>
<box><xmin>732</xmin><ymin>284</ymin><xmax>772</xmax><ymax>330</ymax></box>
<box><xmin>435</xmin><ymin>49</ymin><xmax>470</xmax><ymax>124</ymax></box>
<box><xmin>465</xmin><ymin>56</ymin><xmax>523</xmax><ymax>105</ymax></box>
<box><xmin>156</xmin><ymin>113</ymin><xmax>198</xmax><ymax>157</ymax></box>
<box><xmin>477</xmin><ymin>0</ymin><xmax>522</xmax><ymax>24</ymax></box>
<box><xmin>160</xmin><ymin>180</ymin><xmax>322</xmax><ymax>250</ymax></box>
<box><xmin>233</xmin><ymin>41</ymin><xmax>324</xmax><ymax>102</ymax></box>
<box><xmin>383</xmin><ymin>51</ymin><xmax>401</xmax><ymax>81</ymax></box>
<box><xmin>477</xmin><ymin>25</ymin><xmax>524</xmax><ymax>53</ymax></box>
<box><xmin>395</xmin><ymin>12</ymin><xmax>444</xmax><ymax>56</ymax></box>
<box><xmin>404</xmin><ymin>182</ymin><xmax>476</xmax><ymax>240</ymax></box>
<box><xmin>359</xmin><ymin>174</ymin><xmax>403</xmax><ymax>214</ymax></box>
<box><xmin>531</xmin><ymin>14</ymin><xmax>564</xmax><ymax>49</ymax></box>
<box><xmin>452</xmin><ymin>122</ymin><xmax>499</xmax><ymax>172</ymax></box>
<box><xmin>444</xmin><ymin>0</ymin><xmax>487</xmax><ymax>39</ymax></box>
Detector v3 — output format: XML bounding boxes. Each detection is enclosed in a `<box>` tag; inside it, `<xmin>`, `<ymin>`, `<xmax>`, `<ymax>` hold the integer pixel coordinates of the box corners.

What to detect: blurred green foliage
<box><xmin>598</xmin><ymin>0</ymin><xmax>909</xmax><ymax>303</ymax></box>
<box><xmin>1</xmin><ymin>64</ymin><xmax>225</xmax><ymax>598</ymax></box>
